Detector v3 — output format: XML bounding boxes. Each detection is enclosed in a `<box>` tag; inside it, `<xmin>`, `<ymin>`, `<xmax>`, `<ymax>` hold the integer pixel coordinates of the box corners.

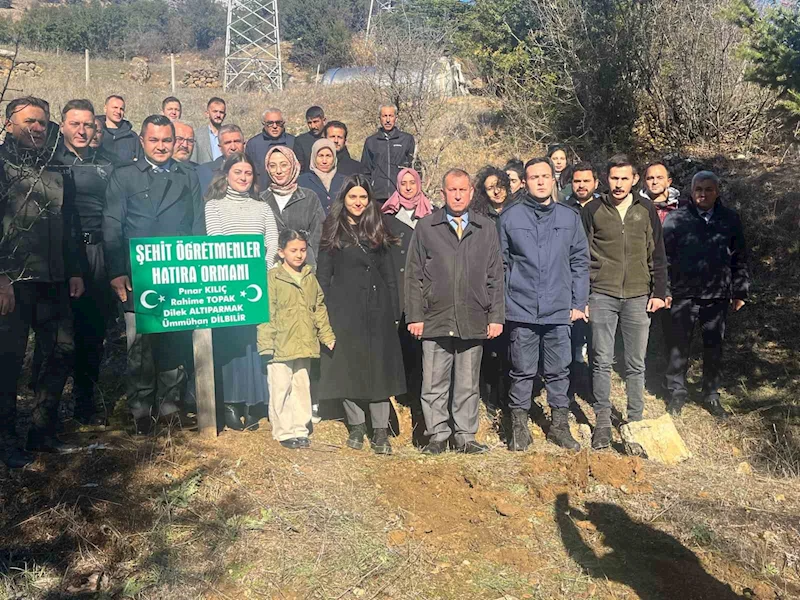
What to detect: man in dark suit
<box><xmin>103</xmin><ymin>115</ymin><xmax>202</xmax><ymax>435</ymax></box>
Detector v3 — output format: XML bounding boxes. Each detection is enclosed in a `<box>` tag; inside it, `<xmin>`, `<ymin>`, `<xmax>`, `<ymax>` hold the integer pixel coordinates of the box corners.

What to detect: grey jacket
<box><xmin>405</xmin><ymin>208</ymin><xmax>505</xmax><ymax>340</ymax></box>
<box><xmin>192</xmin><ymin>124</ymin><xmax>217</xmax><ymax>165</ymax></box>
<box><xmin>259</xmin><ymin>186</ymin><xmax>325</xmax><ymax>267</ymax></box>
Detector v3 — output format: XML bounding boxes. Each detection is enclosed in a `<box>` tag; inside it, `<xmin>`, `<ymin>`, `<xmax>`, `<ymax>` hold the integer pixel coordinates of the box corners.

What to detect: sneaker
<box><xmin>311</xmin><ymin>404</ymin><xmax>321</xmax><ymax>424</ymax></box>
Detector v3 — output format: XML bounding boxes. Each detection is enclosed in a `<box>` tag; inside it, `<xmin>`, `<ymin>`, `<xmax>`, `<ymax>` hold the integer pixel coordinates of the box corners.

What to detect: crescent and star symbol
<box><xmin>243</xmin><ymin>284</ymin><xmax>263</xmax><ymax>302</ymax></box>
<box><xmin>140</xmin><ymin>290</ymin><xmax>166</xmax><ymax>309</ymax></box>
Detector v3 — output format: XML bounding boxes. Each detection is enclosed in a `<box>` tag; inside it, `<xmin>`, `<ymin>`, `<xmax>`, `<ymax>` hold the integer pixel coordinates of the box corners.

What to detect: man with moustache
<box><xmin>103</xmin><ymin>115</ymin><xmax>202</xmax><ymax>435</ymax></box>
<box><xmin>172</xmin><ymin>121</ymin><xmax>197</xmax><ymax>166</ymax></box>
<box><xmin>52</xmin><ymin>99</ymin><xmax>120</xmax><ymax>425</ymax></box>
<box><xmin>0</xmin><ymin>96</ymin><xmax>85</xmax><ymax>467</ymax></box>
<box><xmin>582</xmin><ymin>155</ymin><xmax>667</xmax><ymax>450</ymax></box>
<box><xmin>245</xmin><ymin>107</ymin><xmax>295</xmax><ymax>190</ymax></box>
<box><xmin>361</xmin><ymin>104</ymin><xmax>415</xmax><ymax>203</ymax></box>
<box><xmin>405</xmin><ymin>168</ymin><xmax>505</xmax><ymax>455</ymax></box>
<box><xmin>196</xmin><ymin>124</ymin><xmax>246</xmax><ymax>195</ymax></box>
<box><xmin>294</xmin><ymin>106</ymin><xmax>326</xmax><ymax>172</ymax></box>
<box><xmin>323</xmin><ymin>120</ymin><xmax>363</xmax><ymax>176</ymax></box>
<box><xmin>499</xmin><ymin>158</ymin><xmax>590</xmax><ymax>452</ymax></box>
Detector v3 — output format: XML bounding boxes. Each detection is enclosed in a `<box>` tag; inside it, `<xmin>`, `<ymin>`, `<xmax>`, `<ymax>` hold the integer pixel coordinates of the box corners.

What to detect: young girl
<box><xmin>257</xmin><ymin>229</ymin><xmax>335</xmax><ymax>449</ymax></box>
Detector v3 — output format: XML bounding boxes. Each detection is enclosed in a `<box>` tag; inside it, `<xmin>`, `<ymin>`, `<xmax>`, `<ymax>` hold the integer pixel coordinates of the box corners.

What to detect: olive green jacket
<box><xmin>257</xmin><ymin>264</ymin><xmax>335</xmax><ymax>362</ymax></box>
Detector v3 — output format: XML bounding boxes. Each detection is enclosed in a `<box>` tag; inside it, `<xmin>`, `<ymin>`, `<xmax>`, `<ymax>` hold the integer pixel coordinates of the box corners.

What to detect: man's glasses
<box><xmin>263</xmin><ymin>120</ymin><xmax>285</xmax><ymax>127</ymax></box>
<box><xmin>176</xmin><ymin>136</ymin><xmax>195</xmax><ymax>145</ymax></box>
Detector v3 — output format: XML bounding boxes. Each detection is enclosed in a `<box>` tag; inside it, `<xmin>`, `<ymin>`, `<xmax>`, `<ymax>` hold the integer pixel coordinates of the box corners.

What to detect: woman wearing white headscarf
<box><xmin>298</xmin><ymin>138</ymin><xmax>344</xmax><ymax>215</ymax></box>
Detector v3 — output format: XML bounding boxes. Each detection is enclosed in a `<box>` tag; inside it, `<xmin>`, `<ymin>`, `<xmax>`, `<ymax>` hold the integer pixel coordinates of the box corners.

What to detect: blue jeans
<box><xmin>507</xmin><ymin>322</ymin><xmax>572</xmax><ymax>411</ymax></box>
<box><xmin>589</xmin><ymin>293</ymin><xmax>650</xmax><ymax>425</ymax></box>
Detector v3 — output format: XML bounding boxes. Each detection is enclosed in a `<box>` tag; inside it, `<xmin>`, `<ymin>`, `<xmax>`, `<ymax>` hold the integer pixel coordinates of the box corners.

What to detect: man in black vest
<box><xmin>103</xmin><ymin>115</ymin><xmax>202</xmax><ymax>435</ymax></box>
<box><xmin>53</xmin><ymin>99</ymin><xmax>121</xmax><ymax>425</ymax></box>
<box><xmin>0</xmin><ymin>96</ymin><xmax>85</xmax><ymax>467</ymax></box>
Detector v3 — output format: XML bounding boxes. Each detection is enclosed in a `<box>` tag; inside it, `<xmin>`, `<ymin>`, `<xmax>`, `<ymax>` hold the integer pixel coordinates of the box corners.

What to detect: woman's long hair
<box><xmin>320</xmin><ymin>174</ymin><xmax>398</xmax><ymax>251</ymax></box>
<box><xmin>204</xmin><ymin>152</ymin><xmax>260</xmax><ymax>203</ymax></box>
<box><xmin>473</xmin><ymin>165</ymin><xmax>512</xmax><ymax>215</ymax></box>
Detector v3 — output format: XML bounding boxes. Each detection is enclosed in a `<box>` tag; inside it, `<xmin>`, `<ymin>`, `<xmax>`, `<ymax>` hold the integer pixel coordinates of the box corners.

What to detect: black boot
<box><xmin>547</xmin><ymin>407</ymin><xmax>581</xmax><ymax>451</ymax></box>
<box><xmin>704</xmin><ymin>395</ymin><xmax>731</xmax><ymax>420</ymax></box>
<box><xmin>134</xmin><ymin>416</ymin><xmax>154</xmax><ymax>436</ymax></box>
<box><xmin>666</xmin><ymin>396</ymin><xmax>685</xmax><ymax>417</ymax></box>
<box><xmin>591</xmin><ymin>426</ymin><xmax>612</xmax><ymax>450</ymax></box>
<box><xmin>371</xmin><ymin>428</ymin><xmax>393</xmax><ymax>455</ymax></box>
<box><xmin>2</xmin><ymin>447</ymin><xmax>35</xmax><ymax>468</ymax></box>
<box><xmin>509</xmin><ymin>408</ymin><xmax>532</xmax><ymax>452</ymax></box>
<box><xmin>346</xmin><ymin>423</ymin><xmax>367</xmax><ymax>450</ymax></box>
<box><xmin>224</xmin><ymin>403</ymin><xmax>245</xmax><ymax>431</ymax></box>
<box><xmin>243</xmin><ymin>405</ymin><xmax>260</xmax><ymax>431</ymax></box>
<box><xmin>26</xmin><ymin>429</ymin><xmax>77</xmax><ymax>454</ymax></box>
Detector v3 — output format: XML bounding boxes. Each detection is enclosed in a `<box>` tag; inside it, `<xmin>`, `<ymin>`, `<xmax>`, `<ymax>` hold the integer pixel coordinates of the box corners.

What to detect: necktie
<box><xmin>700</xmin><ymin>211</ymin><xmax>710</xmax><ymax>223</ymax></box>
<box><xmin>453</xmin><ymin>216</ymin><xmax>463</xmax><ymax>240</ymax></box>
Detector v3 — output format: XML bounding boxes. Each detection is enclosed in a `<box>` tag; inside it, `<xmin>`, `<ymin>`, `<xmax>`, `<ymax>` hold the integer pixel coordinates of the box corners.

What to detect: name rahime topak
<box><xmin>134</xmin><ymin>239</ymin><xmax>262</xmax><ymax>284</ymax></box>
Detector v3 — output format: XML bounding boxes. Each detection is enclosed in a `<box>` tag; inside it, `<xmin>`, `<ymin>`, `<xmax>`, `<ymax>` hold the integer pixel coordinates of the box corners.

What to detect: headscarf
<box><xmin>381</xmin><ymin>168</ymin><xmax>432</xmax><ymax>219</ymax></box>
<box><xmin>309</xmin><ymin>138</ymin><xmax>338</xmax><ymax>192</ymax></box>
<box><xmin>266</xmin><ymin>145</ymin><xmax>300</xmax><ymax>195</ymax></box>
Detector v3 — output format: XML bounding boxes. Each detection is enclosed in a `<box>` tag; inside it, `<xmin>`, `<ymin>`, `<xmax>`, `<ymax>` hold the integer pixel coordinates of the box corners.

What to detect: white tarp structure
<box><xmin>322</xmin><ymin>57</ymin><xmax>469</xmax><ymax>97</ymax></box>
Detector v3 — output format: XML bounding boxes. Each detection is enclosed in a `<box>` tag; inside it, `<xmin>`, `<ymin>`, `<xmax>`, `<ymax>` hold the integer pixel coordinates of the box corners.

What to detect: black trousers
<box><xmin>665</xmin><ymin>298</ymin><xmax>728</xmax><ymax>402</ymax></box>
<box><xmin>0</xmin><ymin>282</ymin><xmax>75</xmax><ymax>449</ymax></box>
<box><xmin>480</xmin><ymin>329</ymin><xmax>510</xmax><ymax>410</ymax></box>
<box><xmin>32</xmin><ymin>244</ymin><xmax>114</xmax><ymax>415</ymax></box>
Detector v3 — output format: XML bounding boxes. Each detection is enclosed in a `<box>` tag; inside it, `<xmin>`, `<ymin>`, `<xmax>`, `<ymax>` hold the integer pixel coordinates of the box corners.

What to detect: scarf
<box><xmin>381</xmin><ymin>168</ymin><xmax>432</xmax><ymax>219</ymax></box>
<box><xmin>309</xmin><ymin>138</ymin><xmax>338</xmax><ymax>192</ymax></box>
<box><xmin>266</xmin><ymin>145</ymin><xmax>300</xmax><ymax>195</ymax></box>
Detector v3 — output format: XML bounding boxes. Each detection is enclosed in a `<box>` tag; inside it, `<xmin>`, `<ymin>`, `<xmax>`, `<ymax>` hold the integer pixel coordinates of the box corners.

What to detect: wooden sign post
<box><xmin>129</xmin><ymin>235</ymin><xmax>271</xmax><ymax>437</ymax></box>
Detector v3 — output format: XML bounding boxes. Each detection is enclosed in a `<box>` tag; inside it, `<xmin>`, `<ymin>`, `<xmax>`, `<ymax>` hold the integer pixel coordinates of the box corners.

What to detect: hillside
<box><xmin>0</xmin><ymin>48</ymin><xmax>799</xmax><ymax>600</ymax></box>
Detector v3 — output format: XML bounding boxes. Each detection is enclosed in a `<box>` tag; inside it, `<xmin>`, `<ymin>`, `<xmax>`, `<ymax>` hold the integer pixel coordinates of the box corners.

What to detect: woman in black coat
<box><xmin>380</xmin><ymin>168</ymin><xmax>433</xmax><ymax>441</ymax></box>
<box><xmin>316</xmin><ymin>175</ymin><xmax>406</xmax><ymax>455</ymax></box>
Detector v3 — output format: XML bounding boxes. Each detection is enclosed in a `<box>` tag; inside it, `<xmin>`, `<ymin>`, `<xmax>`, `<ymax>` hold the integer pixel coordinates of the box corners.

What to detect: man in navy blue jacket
<box><xmin>663</xmin><ymin>170</ymin><xmax>749</xmax><ymax>418</ymax></box>
<box><xmin>499</xmin><ymin>157</ymin><xmax>590</xmax><ymax>452</ymax></box>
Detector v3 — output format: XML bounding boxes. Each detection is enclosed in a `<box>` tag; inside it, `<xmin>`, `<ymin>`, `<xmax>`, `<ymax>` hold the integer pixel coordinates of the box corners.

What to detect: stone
<box><xmin>619</xmin><ymin>414</ymin><xmax>692</xmax><ymax>465</ymax></box>
<box><xmin>736</xmin><ymin>461</ymin><xmax>753</xmax><ymax>476</ymax></box>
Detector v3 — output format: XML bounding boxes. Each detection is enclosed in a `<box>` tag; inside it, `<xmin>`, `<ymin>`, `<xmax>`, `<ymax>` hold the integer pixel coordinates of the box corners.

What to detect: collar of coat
<box><xmin>375</xmin><ymin>127</ymin><xmax>401</xmax><ymax>140</ymax></box>
<box><xmin>272</xmin><ymin>263</ymin><xmax>313</xmax><ymax>284</ymax></box>
<box><xmin>600</xmin><ymin>192</ymin><xmax>644</xmax><ymax>210</ymax></box>
<box><xmin>132</xmin><ymin>156</ymin><xmax>191</xmax><ymax>175</ymax></box>
<box><xmin>432</xmin><ymin>207</ymin><xmax>484</xmax><ymax>232</ymax></box>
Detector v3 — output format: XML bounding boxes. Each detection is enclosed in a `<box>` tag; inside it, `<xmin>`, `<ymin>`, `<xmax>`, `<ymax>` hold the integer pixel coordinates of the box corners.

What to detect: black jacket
<box><xmin>297</xmin><ymin>171</ymin><xmax>344</xmax><ymax>215</ymax></box>
<box><xmin>663</xmin><ymin>200</ymin><xmax>749</xmax><ymax>300</ymax></box>
<box><xmin>0</xmin><ymin>138</ymin><xmax>82</xmax><ymax>283</ymax></box>
<box><xmin>315</xmin><ymin>242</ymin><xmax>406</xmax><ymax>401</ymax></box>
<box><xmin>383</xmin><ymin>211</ymin><xmax>418</xmax><ymax>316</ymax></box>
<box><xmin>102</xmin><ymin>159</ymin><xmax>202</xmax><ymax>310</ymax></box>
<box><xmin>294</xmin><ymin>130</ymin><xmax>323</xmax><ymax>172</ymax></box>
<box><xmin>336</xmin><ymin>146</ymin><xmax>364</xmax><ymax>177</ymax></box>
<box><xmin>245</xmin><ymin>130</ymin><xmax>295</xmax><ymax>191</ymax></box>
<box><xmin>97</xmin><ymin>116</ymin><xmax>141</xmax><ymax>163</ymax></box>
<box><xmin>259</xmin><ymin>186</ymin><xmax>325</xmax><ymax>267</ymax></box>
<box><xmin>405</xmin><ymin>208</ymin><xmax>505</xmax><ymax>340</ymax></box>
<box><xmin>361</xmin><ymin>127</ymin><xmax>415</xmax><ymax>200</ymax></box>
<box><xmin>53</xmin><ymin>143</ymin><xmax>120</xmax><ymax>234</ymax></box>
<box><xmin>197</xmin><ymin>156</ymin><xmax>223</xmax><ymax>197</ymax></box>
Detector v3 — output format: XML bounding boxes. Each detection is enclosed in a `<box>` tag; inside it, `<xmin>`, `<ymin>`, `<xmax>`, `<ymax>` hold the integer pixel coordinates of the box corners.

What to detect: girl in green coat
<box><xmin>257</xmin><ymin>230</ymin><xmax>335</xmax><ymax>449</ymax></box>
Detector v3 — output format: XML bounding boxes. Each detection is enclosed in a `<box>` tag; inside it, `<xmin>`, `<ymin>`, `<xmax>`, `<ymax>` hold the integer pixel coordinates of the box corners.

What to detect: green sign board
<box><xmin>129</xmin><ymin>235</ymin><xmax>270</xmax><ymax>334</ymax></box>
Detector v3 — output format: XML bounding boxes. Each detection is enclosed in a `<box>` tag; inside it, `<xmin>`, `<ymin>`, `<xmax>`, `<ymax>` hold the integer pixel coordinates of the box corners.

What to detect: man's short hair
<box><xmin>261</xmin><ymin>107</ymin><xmax>283</xmax><ymax>121</ymax></box>
<box><xmin>218</xmin><ymin>123</ymin><xmax>243</xmax><ymax>138</ymax></box>
<box><xmin>105</xmin><ymin>94</ymin><xmax>124</xmax><ymax>105</ymax></box>
<box><xmin>606</xmin><ymin>154</ymin><xmax>638</xmax><ymax>176</ymax></box>
<box><xmin>174</xmin><ymin>120</ymin><xmax>194</xmax><ymax>133</ymax></box>
<box><xmin>441</xmin><ymin>168</ymin><xmax>471</xmax><ymax>189</ymax></box>
<box><xmin>571</xmin><ymin>160</ymin><xmax>598</xmax><ymax>180</ymax></box>
<box><xmin>324</xmin><ymin>120</ymin><xmax>348</xmax><ymax>140</ymax></box>
<box><xmin>524</xmin><ymin>157</ymin><xmax>556</xmax><ymax>178</ymax></box>
<box><xmin>140</xmin><ymin>114</ymin><xmax>175</xmax><ymax>136</ymax></box>
<box><xmin>207</xmin><ymin>97</ymin><xmax>225</xmax><ymax>108</ymax></box>
<box><xmin>379</xmin><ymin>103</ymin><xmax>398</xmax><ymax>116</ymax></box>
<box><xmin>644</xmin><ymin>161</ymin><xmax>670</xmax><ymax>178</ymax></box>
<box><xmin>6</xmin><ymin>96</ymin><xmax>49</xmax><ymax>120</ymax></box>
<box><xmin>305</xmin><ymin>105</ymin><xmax>324</xmax><ymax>121</ymax></box>
<box><xmin>691</xmin><ymin>170</ymin><xmax>720</xmax><ymax>190</ymax></box>
<box><xmin>162</xmin><ymin>96</ymin><xmax>181</xmax><ymax>109</ymax></box>
<box><xmin>61</xmin><ymin>99</ymin><xmax>95</xmax><ymax>120</ymax></box>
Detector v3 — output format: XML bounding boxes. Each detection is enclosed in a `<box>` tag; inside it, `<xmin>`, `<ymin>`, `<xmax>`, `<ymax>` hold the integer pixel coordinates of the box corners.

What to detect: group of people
<box><xmin>0</xmin><ymin>92</ymin><xmax>749</xmax><ymax>469</ymax></box>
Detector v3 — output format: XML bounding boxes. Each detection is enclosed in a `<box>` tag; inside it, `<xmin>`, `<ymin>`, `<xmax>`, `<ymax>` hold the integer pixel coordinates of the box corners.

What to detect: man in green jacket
<box><xmin>581</xmin><ymin>154</ymin><xmax>667</xmax><ymax>450</ymax></box>
<box><xmin>0</xmin><ymin>96</ymin><xmax>85</xmax><ymax>467</ymax></box>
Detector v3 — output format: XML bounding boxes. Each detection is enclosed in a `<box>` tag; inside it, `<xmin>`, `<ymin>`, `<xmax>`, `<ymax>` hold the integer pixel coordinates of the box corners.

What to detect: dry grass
<box><xmin>1</xmin><ymin>49</ymin><xmax>800</xmax><ymax>600</ymax></box>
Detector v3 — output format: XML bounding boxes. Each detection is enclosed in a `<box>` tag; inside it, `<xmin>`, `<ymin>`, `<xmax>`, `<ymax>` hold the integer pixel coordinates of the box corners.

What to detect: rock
<box><xmin>619</xmin><ymin>414</ymin><xmax>692</xmax><ymax>465</ymax></box>
<box><xmin>736</xmin><ymin>461</ymin><xmax>753</xmax><ymax>476</ymax></box>
<box><xmin>492</xmin><ymin>499</ymin><xmax>522</xmax><ymax>518</ymax></box>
